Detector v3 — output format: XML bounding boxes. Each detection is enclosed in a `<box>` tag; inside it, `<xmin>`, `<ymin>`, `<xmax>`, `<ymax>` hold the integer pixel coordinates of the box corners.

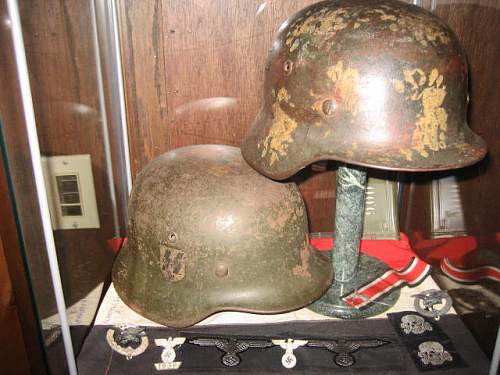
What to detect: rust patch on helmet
<box><xmin>292</xmin><ymin>246</ymin><xmax>311</xmax><ymax>278</ymax></box>
<box><xmin>159</xmin><ymin>246</ymin><xmax>186</xmax><ymax>282</ymax></box>
<box><xmin>259</xmin><ymin>104</ymin><xmax>298</xmax><ymax>165</ymax></box>
<box><xmin>327</xmin><ymin>61</ymin><xmax>360</xmax><ymax>115</ymax></box>
<box><xmin>394</xmin><ymin>68</ymin><xmax>448</xmax><ymax>159</ymax></box>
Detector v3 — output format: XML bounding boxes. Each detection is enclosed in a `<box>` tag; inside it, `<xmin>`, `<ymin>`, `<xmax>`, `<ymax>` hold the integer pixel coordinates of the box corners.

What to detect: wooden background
<box><xmin>0</xmin><ymin>0</ymin><xmax>498</xmax><ymax>370</ymax></box>
<box><xmin>117</xmin><ymin>0</ymin><xmax>337</xmax><ymax>232</ymax></box>
<box><xmin>116</xmin><ymin>0</ymin><xmax>500</xmax><ymax>235</ymax></box>
<box><xmin>402</xmin><ymin>0</ymin><xmax>500</xmax><ymax>251</ymax></box>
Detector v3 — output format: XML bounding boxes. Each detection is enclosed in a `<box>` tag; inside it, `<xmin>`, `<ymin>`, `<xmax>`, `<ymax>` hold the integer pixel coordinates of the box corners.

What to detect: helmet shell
<box><xmin>242</xmin><ymin>0</ymin><xmax>486</xmax><ymax>179</ymax></box>
<box><xmin>113</xmin><ymin>145</ymin><xmax>332</xmax><ymax>327</ymax></box>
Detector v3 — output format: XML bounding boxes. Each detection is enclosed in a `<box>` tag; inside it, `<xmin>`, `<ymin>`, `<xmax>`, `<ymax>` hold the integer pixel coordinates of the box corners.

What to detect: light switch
<box><xmin>41</xmin><ymin>154</ymin><xmax>100</xmax><ymax>230</ymax></box>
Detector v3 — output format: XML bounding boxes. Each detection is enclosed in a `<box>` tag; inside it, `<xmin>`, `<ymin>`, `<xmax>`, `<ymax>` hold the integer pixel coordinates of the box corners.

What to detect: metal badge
<box><xmin>272</xmin><ymin>338</ymin><xmax>308</xmax><ymax>369</ymax></box>
<box><xmin>106</xmin><ymin>324</ymin><xmax>149</xmax><ymax>360</ymax></box>
<box><xmin>400</xmin><ymin>314</ymin><xmax>433</xmax><ymax>335</ymax></box>
<box><xmin>189</xmin><ymin>337</ymin><xmax>273</xmax><ymax>367</ymax></box>
<box><xmin>413</xmin><ymin>289</ymin><xmax>452</xmax><ymax>320</ymax></box>
<box><xmin>418</xmin><ymin>341</ymin><xmax>453</xmax><ymax>366</ymax></box>
<box><xmin>154</xmin><ymin>337</ymin><xmax>186</xmax><ymax>371</ymax></box>
<box><xmin>308</xmin><ymin>338</ymin><xmax>389</xmax><ymax>367</ymax></box>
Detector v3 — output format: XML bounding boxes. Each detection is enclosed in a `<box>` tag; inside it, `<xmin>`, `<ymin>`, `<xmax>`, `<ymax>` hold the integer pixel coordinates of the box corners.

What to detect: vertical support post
<box><xmin>333</xmin><ymin>166</ymin><xmax>367</xmax><ymax>282</ymax></box>
<box><xmin>309</xmin><ymin>164</ymin><xmax>401</xmax><ymax>318</ymax></box>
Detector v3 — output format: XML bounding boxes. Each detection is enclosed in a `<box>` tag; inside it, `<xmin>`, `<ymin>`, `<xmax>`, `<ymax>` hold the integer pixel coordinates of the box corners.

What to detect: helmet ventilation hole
<box><xmin>283</xmin><ymin>60</ymin><xmax>293</xmax><ymax>74</ymax></box>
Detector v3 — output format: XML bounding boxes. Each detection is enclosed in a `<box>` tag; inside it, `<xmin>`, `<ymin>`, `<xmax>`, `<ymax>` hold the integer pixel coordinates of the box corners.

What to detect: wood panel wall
<box><xmin>402</xmin><ymin>0</ymin><xmax>500</xmax><ymax>251</ymax></box>
<box><xmin>117</xmin><ymin>0</ymin><xmax>337</xmax><ymax>232</ymax></box>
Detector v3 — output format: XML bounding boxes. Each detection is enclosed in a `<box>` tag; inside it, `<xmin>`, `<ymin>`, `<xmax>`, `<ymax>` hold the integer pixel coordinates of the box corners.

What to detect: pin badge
<box><xmin>413</xmin><ymin>289</ymin><xmax>452</xmax><ymax>320</ymax></box>
<box><xmin>154</xmin><ymin>337</ymin><xmax>186</xmax><ymax>370</ymax></box>
<box><xmin>308</xmin><ymin>338</ymin><xmax>390</xmax><ymax>367</ymax></box>
<box><xmin>190</xmin><ymin>337</ymin><xmax>273</xmax><ymax>367</ymax></box>
<box><xmin>272</xmin><ymin>338</ymin><xmax>308</xmax><ymax>369</ymax></box>
<box><xmin>106</xmin><ymin>324</ymin><xmax>149</xmax><ymax>360</ymax></box>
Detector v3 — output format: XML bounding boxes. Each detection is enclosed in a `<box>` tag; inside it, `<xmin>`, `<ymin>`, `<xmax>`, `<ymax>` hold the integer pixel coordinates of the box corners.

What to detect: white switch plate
<box><xmin>41</xmin><ymin>154</ymin><xmax>100</xmax><ymax>230</ymax></box>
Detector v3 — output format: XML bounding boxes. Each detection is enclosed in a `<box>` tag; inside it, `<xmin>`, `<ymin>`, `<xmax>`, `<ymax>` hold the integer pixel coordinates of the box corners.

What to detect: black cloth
<box><xmin>388</xmin><ymin>311</ymin><xmax>466</xmax><ymax>371</ymax></box>
<box><xmin>77</xmin><ymin>316</ymin><xmax>489</xmax><ymax>374</ymax></box>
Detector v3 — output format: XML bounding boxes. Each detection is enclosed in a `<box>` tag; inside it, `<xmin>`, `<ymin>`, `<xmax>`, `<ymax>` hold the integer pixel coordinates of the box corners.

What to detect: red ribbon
<box><xmin>310</xmin><ymin>233</ymin><xmax>431</xmax><ymax>309</ymax></box>
<box><xmin>411</xmin><ymin>232</ymin><xmax>500</xmax><ymax>283</ymax></box>
<box><xmin>310</xmin><ymin>232</ymin><xmax>424</xmax><ymax>271</ymax></box>
<box><xmin>440</xmin><ymin>257</ymin><xmax>500</xmax><ymax>283</ymax></box>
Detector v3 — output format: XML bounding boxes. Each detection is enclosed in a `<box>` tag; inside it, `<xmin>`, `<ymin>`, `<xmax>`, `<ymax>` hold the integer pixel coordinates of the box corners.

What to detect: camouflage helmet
<box><xmin>113</xmin><ymin>145</ymin><xmax>332</xmax><ymax>328</ymax></box>
<box><xmin>242</xmin><ymin>0</ymin><xmax>486</xmax><ymax>180</ymax></box>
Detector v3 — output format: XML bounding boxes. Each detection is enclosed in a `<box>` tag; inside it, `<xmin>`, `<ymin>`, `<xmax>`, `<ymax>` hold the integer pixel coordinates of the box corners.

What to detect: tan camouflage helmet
<box><xmin>242</xmin><ymin>0</ymin><xmax>486</xmax><ymax>180</ymax></box>
<box><xmin>112</xmin><ymin>145</ymin><xmax>332</xmax><ymax>328</ymax></box>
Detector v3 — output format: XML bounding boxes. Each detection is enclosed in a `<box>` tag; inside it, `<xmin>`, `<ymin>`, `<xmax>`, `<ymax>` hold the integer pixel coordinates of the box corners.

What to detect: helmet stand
<box><xmin>308</xmin><ymin>165</ymin><xmax>400</xmax><ymax>318</ymax></box>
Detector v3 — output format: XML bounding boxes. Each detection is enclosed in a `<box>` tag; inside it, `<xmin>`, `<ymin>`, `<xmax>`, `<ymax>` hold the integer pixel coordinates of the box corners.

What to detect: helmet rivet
<box><xmin>322</xmin><ymin>99</ymin><xmax>337</xmax><ymax>116</ymax></box>
<box><xmin>283</xmin><ymin>60</ymin><xmax>293</xmax><ymax>74</ymax></box>
<box><xmin>215</xmin><ymin>264</ymin><xmax>229</xmax><ymax>278</ymax></box>
<box><xmin>167</xmin><ymin>232</ymin><xmax>178</xmax><ymax>243</ymax></box>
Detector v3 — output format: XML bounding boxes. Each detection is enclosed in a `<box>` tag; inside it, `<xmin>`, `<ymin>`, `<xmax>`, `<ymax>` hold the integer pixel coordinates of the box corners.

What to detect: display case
<box><xmin>0</xmin><ymin>0</ymin><xmax>498</xmax><ymax>374</ymax></box>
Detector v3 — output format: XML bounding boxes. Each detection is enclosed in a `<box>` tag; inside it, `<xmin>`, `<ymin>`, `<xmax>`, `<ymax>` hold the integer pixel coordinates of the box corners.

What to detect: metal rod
<box><xmin>5</xmin><ymin>0</ymin><xmax>78</xmax><ymax>374</ymax></box>
<box><xmin>333</xmin><ymin>166</ymin><xmax>367</xmax><ymax>282</ymax></box>
<box><xmin>90</xmin><ymin>0</ymin><xmax>120</xmax><ymax>237</ymax></box>
<box><xmin>110</xmin><ymin>0</ymin><xmax>132</xmax><ymax>194</ymax></box>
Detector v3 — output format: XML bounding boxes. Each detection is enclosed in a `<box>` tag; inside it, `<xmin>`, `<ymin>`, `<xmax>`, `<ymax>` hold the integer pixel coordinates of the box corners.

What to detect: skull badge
<box><xmin>400</xmin><ymin>314</ymin><xmax>433</xmax><ymax>335</ymax></box>
<box><xmin>418</xmin><ymin>341</ymin><xmax>453</xmax><ymax>366</ymax></box>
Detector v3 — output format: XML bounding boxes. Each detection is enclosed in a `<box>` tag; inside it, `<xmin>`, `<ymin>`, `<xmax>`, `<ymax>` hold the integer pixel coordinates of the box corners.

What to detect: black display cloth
<box><xmin>77</xmin><ymin>315</ymin><xmax>489</xmax><ymax>374</ymax></box>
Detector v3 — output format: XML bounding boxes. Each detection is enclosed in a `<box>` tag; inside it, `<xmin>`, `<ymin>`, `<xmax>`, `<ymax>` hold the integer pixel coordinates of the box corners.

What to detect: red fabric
<box><xmin>440</xmin><ymin>257</ymin><xmax>500</xmax><ymax>283</ymax></box>
<box><xmin>310</xmin><ymin>232</ymin><xmax>416</xmax><ymax>271</ymax></box>
<box><xmin>411</xmin><ymin>231</ymin><xmax>478</xmax><ymax>267</ymax></box>
<box><xmin>309</xmin><ymin>233</ymin><xmax>431</xmax><ymax>309</ymax></box>
<box><xmin>107</xmin><ymin>237</ymin><xmax>128</xmax><ymax>255</ymax></box>
<box><xmin>343</xmin><ymin>258</ymin><xmax>431</xmax><ymax>308</ymax></box>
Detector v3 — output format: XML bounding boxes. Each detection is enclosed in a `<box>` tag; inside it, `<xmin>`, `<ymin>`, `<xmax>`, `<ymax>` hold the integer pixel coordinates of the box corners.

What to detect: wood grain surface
<box><xmin>117</xmin><ymin>0</ymin><xmax>343</xmax><ymax>231</ymax></box>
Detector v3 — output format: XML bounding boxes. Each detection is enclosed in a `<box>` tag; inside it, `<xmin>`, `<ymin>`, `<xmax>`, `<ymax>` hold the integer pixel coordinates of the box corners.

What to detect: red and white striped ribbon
<box><xmin>342</xmin><ymin>257</ymin><xmax>431</xmax><ymax>309</ymax></box>
<box><xmin>440</xmin><ymin>257</ymin><xmax>500</xmax><ymax>283</ymax></box>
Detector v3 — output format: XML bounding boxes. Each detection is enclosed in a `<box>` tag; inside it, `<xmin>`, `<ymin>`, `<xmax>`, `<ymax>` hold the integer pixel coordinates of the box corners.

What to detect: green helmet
<box><xmin>242</xmin><ymin>0</ymin><xmax>486</xmax><ymax>179</ymax></box>
<box><xmin>113</xmin><ymin>145</ymin><xmax>332</xmax><ymax>327</ymax></box>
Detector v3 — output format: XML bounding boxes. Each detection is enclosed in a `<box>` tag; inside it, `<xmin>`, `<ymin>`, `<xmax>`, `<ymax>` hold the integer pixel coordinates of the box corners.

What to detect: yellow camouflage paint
<box><xmin>260</xmin><ymin>104</ymin><xmax>298</xmax><ymax>166</ymax></box>
<box><xmin>277</xmin><ymin>87</ymin><xmax>291</xmax><ymax>103</ymax></box>
<box><xmin>285</xmin><ymin>7</ymin><xmax>350</xmax><ymax>49</ymax></box>
<box><xmin>393</xmin><ymin>68</ymin><xmax>448</xmax><ymax>159</ymax></box>
<box><xmin>384</xmin><ymin>11</ymin><xmax>450</xmax><ymax>46</ymax></box>
<box><xmin>327</xmin><ymin>61</ymin><xmax>360</xmax><ymax>115</ymax></box>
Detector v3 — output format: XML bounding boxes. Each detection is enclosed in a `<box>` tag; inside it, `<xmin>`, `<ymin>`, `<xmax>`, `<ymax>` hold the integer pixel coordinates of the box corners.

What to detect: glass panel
<box><xmin>0</xmin><ymin>0</ymin><xmax>129</xmax><ymax>373</ymax></box>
